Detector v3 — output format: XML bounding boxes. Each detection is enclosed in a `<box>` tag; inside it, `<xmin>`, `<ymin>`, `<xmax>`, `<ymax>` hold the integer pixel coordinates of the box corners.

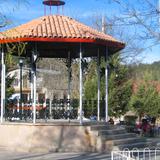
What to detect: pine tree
<box><xmin>107</xmin><ymin>54</ymin><xmax>132</xmax><ymax>117</ymax></box>
<box><xmin>84</xmin><ymin>54</ymin><xmax>132</xmax><ymax>118</ymax></box>
<box><xmin>129</xmin><ymin>81</ymin><xmax>160</xmax><ymax>118</ymax></box>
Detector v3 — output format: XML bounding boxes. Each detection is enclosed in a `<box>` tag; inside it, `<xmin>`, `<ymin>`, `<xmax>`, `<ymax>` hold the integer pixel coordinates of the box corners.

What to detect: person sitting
<box><xmin>135</xmin><ymin>122</ymin><xmax>142</xmax><ymax>134</ymax></box>
<box><xmin>108</xmin><ymin>118</ymin><xmax>114</xmax><ymax>125</ymax></box>
<box><xmin>150</xmin><ymin>117</ymin><xmax>156</xmax><ymax>137</ymax></box>
<box><xmin>141</xmin><ymin>118</ymin><xmax>151</xmax><ymax>136</ymax></box>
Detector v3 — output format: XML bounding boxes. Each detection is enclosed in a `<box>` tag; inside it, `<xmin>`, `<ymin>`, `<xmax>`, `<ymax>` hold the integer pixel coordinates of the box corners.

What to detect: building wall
<box><xmin>8</xmin><ymin>58</ymin><xmax>80</xmax><ymax>101</ymax></box>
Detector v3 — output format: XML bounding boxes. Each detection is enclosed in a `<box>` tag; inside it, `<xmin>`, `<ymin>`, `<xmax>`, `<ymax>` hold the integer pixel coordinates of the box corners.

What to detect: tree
<box><xmin>107</xmin><ymin>54</ymin><xmax>132</xmax><ymax>117</ymax></box>
<box><xmin>83</xmin><ymin>60</ymin><xmax>98</xmax><ymax>117</ymax></box>
<box><xmin>84</xmin><ymin>60</ymin><xmax>97</xmax><ymax>100</ymax></box>
<box><xmin>0</xmin><ymin>0</ymin><xmax>28</xmax><ymax>28</ymax></box>
<box><xmin>108</xmin><ymin>0</ymin><xmax>160</xmax><ymax>42</ymax></box>
<box><xmin>94</xmin><ymin>0</ymin><xmax>160</xmax><ymax>63</ymax></box>
<box><xmin>5</xmin><ymin>74</ymin><xmax>15</xmax><ymax>100</ymax></box>
<box><xmin>0</xmin><ymin>1</ymin><xmax>28</xmax><ymax>100</ymax></box>
<box><xmin>128</xmin><ymin>61</ymin><xmax>160</xmax><ymax>81</ymax></box>
<box><xmin>129</xmin><ymin>80</ymin><xmax>160</xmax><ymax>118</ymax></box>
<box><xmin>84</xmin><ymin>54</ymin><xmax>132</xmax><ymax>118</ymax></box>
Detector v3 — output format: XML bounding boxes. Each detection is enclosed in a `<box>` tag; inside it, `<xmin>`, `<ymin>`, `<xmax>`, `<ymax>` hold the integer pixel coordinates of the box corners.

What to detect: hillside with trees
<box><xmin>83</xmin><ymin>56</ymin><xmax>160</xmax><ymax>118</ymax></box>
<box><xmin>128</xmin><ymin>61</ymin><xmax>160</xmax><ymax>81</ymax></box>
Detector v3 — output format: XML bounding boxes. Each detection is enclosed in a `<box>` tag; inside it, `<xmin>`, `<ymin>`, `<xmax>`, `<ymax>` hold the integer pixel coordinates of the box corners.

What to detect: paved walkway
<box><xmin>2</xmin><ymin>137</ymin><xmax>160</xmax><ymax>160</ymax></box>
<box><xmin>0</xmin><ymin>148</ymin><xmax>111</xmax><ymax>160</ymax></box>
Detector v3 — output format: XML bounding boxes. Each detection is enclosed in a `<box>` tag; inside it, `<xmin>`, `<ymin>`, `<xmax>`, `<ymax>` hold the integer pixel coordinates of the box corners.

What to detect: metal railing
<box><xmin>111</xmin><ymin>151</ymin><xmax>134</xmax><ymax>160</ymax></box>
<box><xmin>111</xmin><ymin>148</ymin><xmax>160</xmax><ymax>160</ymax></box>
<box><xmin>3</xmin><ymin>99</ymin><xmax>106</xmax><ymax>122</ymax></box>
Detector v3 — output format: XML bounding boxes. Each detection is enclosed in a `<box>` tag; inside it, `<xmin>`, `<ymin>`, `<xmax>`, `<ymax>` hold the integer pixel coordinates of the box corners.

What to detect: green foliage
<box><xmin>4</xmin><ymin>42</ymin><xmax>27</xmax><ymax>99</ymax></box>
<box><xmin>84</xmin><ymin>60</ymin><xmax>97</xmax><ymax>116</ymax></box>
<box><xmin>0</xmin><ymin>0</ymin><xmax>28</xmax><ymax>101</ymax></box>
<box><xmin>6</xmin><ymin>75</ymin><xmax>15</xmax><ymax>100</ymax></box>
<box><xmin>0</xmin><ymin>43</ymin><xmax>27</xmax><ymax>101</ymax></box>
<box><xmin>107</xmin><ymin>54</ymin><xmax>132</xmax><ymax>117</ymax></box>
<box><xmin>84</xmin><ymin>54</ymin><xmax>132</xmax><ymax>118</ymax></box>
<box><xmin>128</xmin><ymin>61</ymin><xmax>160</xmax><ymax>118</ymax></box>
<box><xmin>129</xmin><ymin>61</ymin><xmax>160</xmax><ymax>81</ymax></box>
<box><xmin>124</xmin><ymin>115</ymin><xmax>137</xmax><ymax>125</ymax></box>
<box><xmin>0</xmin><ymin>73</ymin><xmax>15</xmax><ymax>103</ymax></box>
<box><xmin>129</xmin><ymin>81</ymin><xmax>160</xmax><ymax>117</ymax></box>
<box><xmin>84</xmin><ymin>60</ymin><xmax>97</xmax><ymax>100</ymax></box>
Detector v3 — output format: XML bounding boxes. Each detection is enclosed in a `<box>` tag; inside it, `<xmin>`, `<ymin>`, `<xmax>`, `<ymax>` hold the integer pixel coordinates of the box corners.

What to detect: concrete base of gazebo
<box><xmin>0</xmin><ymin>121</ymin><xmax>111</xmax><ymax>153</ymax></box>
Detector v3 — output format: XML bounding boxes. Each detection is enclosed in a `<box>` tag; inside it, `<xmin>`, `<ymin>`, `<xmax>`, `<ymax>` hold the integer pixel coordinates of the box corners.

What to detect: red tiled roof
<box><xmin>0</xmin><ymin>15</ymin><xmax>124</xmax><ymax>48</ymax></box>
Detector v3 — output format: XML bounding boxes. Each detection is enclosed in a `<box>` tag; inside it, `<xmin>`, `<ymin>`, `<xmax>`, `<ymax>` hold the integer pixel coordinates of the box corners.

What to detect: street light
<box><xmin>19</xmin><ymin>59</ymin><xmax>23</xmax><ymax>120</ymax></box>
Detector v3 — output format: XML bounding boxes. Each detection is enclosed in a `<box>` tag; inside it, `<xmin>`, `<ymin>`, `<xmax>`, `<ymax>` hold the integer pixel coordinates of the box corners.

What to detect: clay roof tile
<box><xmin>0</xmin><ymin>15</ymin><xmax>124</xmax><ymax>48</ymax></box>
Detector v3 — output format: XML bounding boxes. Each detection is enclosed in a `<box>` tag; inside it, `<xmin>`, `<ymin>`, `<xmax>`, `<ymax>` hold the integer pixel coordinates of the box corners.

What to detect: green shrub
<box><xmin>124</xmin><ymin>115</ymin><xmax>137</xmax><ymax>125</ymax></box>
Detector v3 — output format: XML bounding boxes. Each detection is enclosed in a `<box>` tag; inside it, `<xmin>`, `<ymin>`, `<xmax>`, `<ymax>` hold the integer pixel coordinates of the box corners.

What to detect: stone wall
<box><xmin>0</xmin><ymin>123</ymin><xmax>103</xmax><ymax>153</ymax></box>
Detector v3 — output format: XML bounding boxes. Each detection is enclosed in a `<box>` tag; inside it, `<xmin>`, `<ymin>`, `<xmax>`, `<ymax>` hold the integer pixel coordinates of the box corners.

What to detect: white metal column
<box><xmin>67</xmin><ymin>51</ymin><xmax>71</xmax><ymax>110</ymax></box>
<box><xmin>33</xmin><ymin>69</ymin><xmax>36</xmax><ymax>124</ymax></box>
<box><xmin>30</xmin><ymin>68</ymin><xmax>34</xmax><ymax>122</ymax></box>
<box><xmin>30</xmin><ymin>58</ymin><xmax>33</xmax><ymax>104</ymax></box>
<box><xmin>1</xmin><ymin>52</ymin><xmax>5</xmax><ymax>124</ymax></box>
<box><xmin>3</xmin><ymin>64</ymin><xmax>5</xmax><ymax>119</ymax></box>
<box><xmin>30</xmin><ymin>74</ymin><xmax>33</xmax><ymax>103</ymax></box>
<box><xmin>1</xmin><ymin>52</ymin><xmax>4</xmax><ymax>124</ymax></box>
<box><xmin>49</xmin><ymin>99</ymin><xmax>52</xmax><ymax>118</ymax></box>
<box><xmin>97</xmin><ymin>49</ymin><xmax>100</xmax><ymax>121</ymax></box>
<box><xmin>105</xmin><ymin>47</ymin><xmax>109</xmax><ymax>122</ymax></box>
<box><xmin>32</xmin><ymin>52</ymin><xmax>37</xmax><ymax>124</ymax></box>
<box><xmin>79</xmin><ymin>43</ymin><xmax>83</xmax><ymax>124</ymax></box>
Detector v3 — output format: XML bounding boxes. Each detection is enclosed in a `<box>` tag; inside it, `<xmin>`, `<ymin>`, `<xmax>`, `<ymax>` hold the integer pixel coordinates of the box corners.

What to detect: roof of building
<box><xmin>0</xmin><ymin>15</ymin><xmax>124</xmax><ymax>47</ymax></box>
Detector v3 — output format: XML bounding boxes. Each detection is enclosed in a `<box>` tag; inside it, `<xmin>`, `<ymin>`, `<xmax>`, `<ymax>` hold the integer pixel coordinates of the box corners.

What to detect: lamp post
<box><xmin>19</xmin><ymin>59</ymin><xmax>23</xmax><ymax>120</ymax></box>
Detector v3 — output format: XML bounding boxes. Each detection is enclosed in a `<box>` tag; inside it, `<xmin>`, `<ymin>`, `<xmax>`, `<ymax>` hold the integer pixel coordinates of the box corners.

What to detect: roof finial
<box><xmin>43</xmin><ymin>0</ymin><xmax>65</xmax><ymax>15</ymax></box>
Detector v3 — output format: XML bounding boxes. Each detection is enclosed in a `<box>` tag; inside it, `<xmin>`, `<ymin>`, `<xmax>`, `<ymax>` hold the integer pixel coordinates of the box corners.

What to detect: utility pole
<box><xmin>102</xmin><ymin>15</ymin><xmax>109</xmax><ymax>122</ymax></box>
<box><xmin>102</xmin><ymin>15</ymin><xmax>106</xmax><ymax>33</ymax></box>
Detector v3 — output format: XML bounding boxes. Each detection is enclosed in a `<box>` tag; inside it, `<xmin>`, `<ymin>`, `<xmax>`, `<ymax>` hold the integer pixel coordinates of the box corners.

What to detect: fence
<box><xmin>3</xmin><ymin>99</ymin><xmax>106</xmax><ymax>122</ymax></box>
<box><xmin>111</xmin><ymin>148</ymin><xmax>160</xmax><ymax>160</ymax></box>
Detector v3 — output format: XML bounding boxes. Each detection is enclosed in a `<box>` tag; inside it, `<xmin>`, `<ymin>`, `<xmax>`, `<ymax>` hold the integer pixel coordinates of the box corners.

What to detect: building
<box><xmin>8</xmin><ymin>58</ymin><xmax>79</xmax><ymax>102</ymax></box>
<box><xmin>8</xmin><ymin>68</ymin><xmax>45</xmax><ymax>102</ymax></box>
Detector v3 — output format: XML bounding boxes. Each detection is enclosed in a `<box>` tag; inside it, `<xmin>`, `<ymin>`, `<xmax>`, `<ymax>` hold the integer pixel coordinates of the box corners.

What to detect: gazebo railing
<box><xmin>4</xmin><ymin>99</ymin><xmax>105</xmax><ymax>122</ymax></box>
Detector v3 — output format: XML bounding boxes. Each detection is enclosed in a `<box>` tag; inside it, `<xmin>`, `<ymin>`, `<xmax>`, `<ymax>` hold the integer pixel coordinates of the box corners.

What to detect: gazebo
<box><xmin>0</xmin><ymin>1</ymin><xmax>125</xmax><ymax>124</ymax></box>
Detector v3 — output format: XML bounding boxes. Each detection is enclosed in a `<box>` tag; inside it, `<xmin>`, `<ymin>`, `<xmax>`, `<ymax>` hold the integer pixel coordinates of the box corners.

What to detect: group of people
<box><xmin>108</xmin><ymin>115</ymin><xmax>157</xmax><ymax>137</ymax></box>
<box><xmin>136</xmin><ymin>116</ymin><xmax>156</xmax><ymax>136</ymax></box>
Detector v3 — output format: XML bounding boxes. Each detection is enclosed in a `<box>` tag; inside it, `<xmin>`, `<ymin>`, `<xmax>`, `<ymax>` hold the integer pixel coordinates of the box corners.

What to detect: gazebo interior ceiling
<box><xmin>23</xmin><ymin>42</ymin><xmax>121</xmax><ymax>58</ymax></box>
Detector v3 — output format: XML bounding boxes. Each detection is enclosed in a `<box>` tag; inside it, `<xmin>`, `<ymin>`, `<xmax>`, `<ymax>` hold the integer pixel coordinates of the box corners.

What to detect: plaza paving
<box><xmin>0</xmin><ymin>147</ymin><xmax>111</xmax><ymax>160</ymax></box>
<box><xmin>1</xmin><ymin>138</ymin><xmax>160</xmax><ymax>160</ymax></box>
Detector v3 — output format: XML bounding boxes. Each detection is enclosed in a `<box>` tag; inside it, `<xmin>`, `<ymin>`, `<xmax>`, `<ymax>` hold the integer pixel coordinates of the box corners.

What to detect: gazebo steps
<box><xmin>98</xmin><ymin>128</ymin><xmax>127</xmax><ymax>135</ymax></box>
<box><xmin>102</xmin><ymin>132</ymin><xmax>137</xmax><ymax>140</ymax></box>
<box><xmin>111</xmin><ymin>137</ymin><xmax>146</xmax><ymax>146</ymax></box>
<box><xmin>91</xmin><ymin>124</ymin><xmax>117</xmax><ymax>130</ymax></box>
<box><xmin>90</xmin><ymin>124</ymin><xmax>158</xmax><ymax>151</ymax></box>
